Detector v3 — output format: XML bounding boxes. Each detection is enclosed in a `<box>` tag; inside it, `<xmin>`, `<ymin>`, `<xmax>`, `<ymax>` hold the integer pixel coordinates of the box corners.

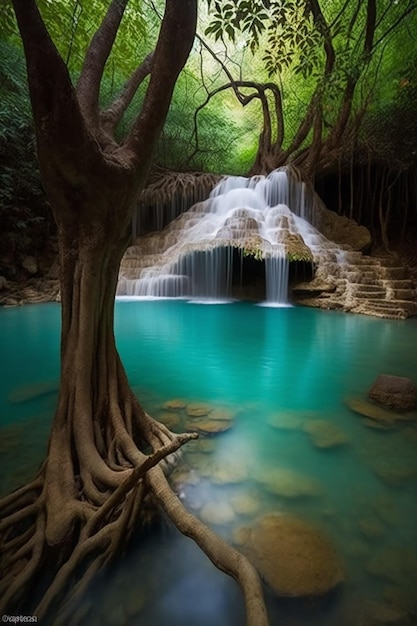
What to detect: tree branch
<box><xmin>309</xmin><ymin>0</ymin><xmax>335</xmax><ymax>76</ymax></box>
<box><xmin>11</xmin><ymin>0</ymin><xmax>93</xmax><ymax>168</ymax></box>
<box><xmin>77</xmin><ymin>0</ymin><xmax>129</xmax><ymax>128</ymax></box>
<box><xmin>100</xmin><ymin>52</ymin><xmax>154</xmax><ymax>135</ymax></box>
<box><xmin>126</xmin><ymin>0</ymin><xmax>197</xmax><ymax>172</ymax></box>
<box><xmin>364</xmin><ymin>0</ymin><xmax>376</xmax><ymax>55</ymax></box>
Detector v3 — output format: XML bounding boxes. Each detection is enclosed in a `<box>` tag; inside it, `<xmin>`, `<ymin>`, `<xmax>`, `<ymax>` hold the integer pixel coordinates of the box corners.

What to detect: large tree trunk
<box><xmin>0</xmin><ymin>1</ymin><xmax>269</xmax><ymax>623</ymax></box>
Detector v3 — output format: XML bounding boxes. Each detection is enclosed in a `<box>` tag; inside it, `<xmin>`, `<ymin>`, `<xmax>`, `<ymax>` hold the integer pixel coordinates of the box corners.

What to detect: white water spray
<box><xmin>117</xmin><ymin>168</ymin><xmax>339</xmax><ymax>304</ymax></box>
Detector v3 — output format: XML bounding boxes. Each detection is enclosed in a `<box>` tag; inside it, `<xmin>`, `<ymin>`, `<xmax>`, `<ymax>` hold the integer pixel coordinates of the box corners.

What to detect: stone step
<box><xmin>350</xmin><ymin>283</ymin><xmax>386</xmax><ymax>294</ymax></box>
<box><xmin>381</xmin><ymin>266</ymin><xmax>409</xmax><ymax>280</ymax></box>
<box><xmin>388</xmin><ymin>289</ymin><xmax>416</xmax><ymax>301</ymax></box>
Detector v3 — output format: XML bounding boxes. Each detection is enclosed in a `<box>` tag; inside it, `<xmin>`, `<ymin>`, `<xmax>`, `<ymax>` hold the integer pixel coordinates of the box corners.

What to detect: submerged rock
<box><xmin>186</xmin><ymin>403</ymin><xmax>213</xmax><ymax>417</ymax></box>
<box><xmin>162</xmin><ymin>398</ymin><xmax>187</xmax><ymax>410</ymax></box>
<box><xmin>200</xmin><ymin>501</ymin><xmax>235</xmax><ymax>525</ymax></box>
<box><xmin>210</xmin><ymin>408</ymin><xmax>236</xmax><ymax>421</ymax></box>
<box><xmin>230</xmin><ymin>493</ymin><xmax>261</xmax><ymax>515</ymax></box>
<box><xmin>255</xmin><ymin>467</ymin><xmax>322</xmax><ymax>498</ymax></box>
<box><xmin>345</xmin><ymin>397</ymin><xmax>416</xmax><ymax>427</ymax></box>
<box><xmin>234</xmin><ymin>513</ymin><xmax>344</xmax><ymax>597</ymax></box>
<box><xmin>368</xmin><ymin>375</ymin><xmax>417</xmax><ymax>411</ymax></box>
<box><xmin>188</xmin><ymin>418</ymin><xmax>233</xmax><ymax>435</ymax></box>
<box><xmin>157</xmin><ymin>411</ymin><xmax>181</xmax><ymax>431</ymax></box>
<box><xmin>210</xmin><ymin>461</ymin><xmax>248</xmax><ymax>484</ymax></box>
<box><xmin>303</xmin><ymin>419</ymin><xmax>350</xmax><ymax>448</ymax></box>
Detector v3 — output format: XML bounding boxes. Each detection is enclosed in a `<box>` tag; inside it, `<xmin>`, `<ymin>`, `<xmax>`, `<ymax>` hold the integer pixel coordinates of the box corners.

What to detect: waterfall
<box><xmin>265</xmin><ymin>253</ymin><xmax>289</xmax><ymax>305</ymax></box>
<box><xmin>118</xmin><ymin>167</ymin><xmax>329</xmax><ymax>305</ymax></box>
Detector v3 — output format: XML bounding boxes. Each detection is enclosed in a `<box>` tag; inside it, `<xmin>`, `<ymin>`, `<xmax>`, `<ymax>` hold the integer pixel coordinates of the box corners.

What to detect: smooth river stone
<box><xmin>186</xmin><ymin>403</ymin><xmax>213</xmax><ymax>417</ymax></box>
<box><xmin>200</xmin><ymin>501</ymin><xmax>235</xmax><ymax>525</ymax></box>
<box><xmin>188</xmin><ymin>418</ymin><xmax>233</xmax><ymax>435</ymax></box>
<box><xmin>255</xmin><ymin>467</ymin><xmax>322</xmax><ymax>498</ymax></box>
<box><xmin>230</xmin><ymin>493</ymin><xmax>261</xmax><ymax>515</ymax></box>
<box><xmin>345</xmin><ymin>397</ymin><xmax>417</xmax><ymax>426</ymax></box>
<box><xmin>234</xmin><ymin>513</ymin><xmax>344</xmax><ymax>597</ymax></box>
<box><xmin>303</xmin><ymin>419</ymin><xmax>350</xmax><ymax>448</ymax></box>
<box><xmin>162</xmin><ymin>398</ymin><xmax>187</xmax><ymax>410</ymax></box>
<box><xmin>210</xmin><ymin>408</ymin><xmax>236</xmax><ymax>421</ymax></box>
<box><xmin>210</xmin><ymin>461</ymin><xmax>248</xmax><ymax>485</ymax></box>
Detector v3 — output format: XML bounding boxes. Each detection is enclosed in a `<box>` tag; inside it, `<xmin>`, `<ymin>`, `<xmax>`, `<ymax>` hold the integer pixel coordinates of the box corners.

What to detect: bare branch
<box><xmin>100</xmin><ymin>52</ymin><xmax>154</xmax><ymax>135</ymax></box>
<box><xmin>77</xmin><ymin>0</ymin><xmax>129</xmax><ymax>127</ymax></box>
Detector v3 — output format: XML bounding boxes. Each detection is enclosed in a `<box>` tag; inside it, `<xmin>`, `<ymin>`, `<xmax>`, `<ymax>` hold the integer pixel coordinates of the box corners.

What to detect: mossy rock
<box><xmin>230</xmin><ymin>493</ymin><xmax>261</xmax><ymax>515</ymax></box>
<box><xmin>186</xmin><ymin>402</ymin><xmax>213</xmax><ymax>417</ymax></box>
<box><xmin>157</xmin><ymin>411</ymin><xmax>181</xmax><ymax>430</ymax></box>
<box><xmin>234</xmin><ymin>513</ymin><xmax>344</xmax><ymax>597</ymax></box>
<box><xmin>189</xmin><ymin>418</ymin><xmax>233</xmax><ymax>435</ymax></box>
<box><xmin>200</xmin><ymin>501</ymin><xmax>235</xmax><ymax>525</ymax></box>
<box><xmin>162</xmin><ymin>398</ymin><xmax>187</xmax><ymax>410</ymax></box>
<box><xmin>303</xmin><ymin>419</ymin><xmax>350</xmax><ymax>448</ymax></box>
<box><xmin>255</xmin><ymin>467</ymin><xmax>322</xmax><ymax>498</ymax></box>
<box><xmin>345</xmin><ymin>397</ymin><xmax>416</xmax><ymax>426</ymax></box>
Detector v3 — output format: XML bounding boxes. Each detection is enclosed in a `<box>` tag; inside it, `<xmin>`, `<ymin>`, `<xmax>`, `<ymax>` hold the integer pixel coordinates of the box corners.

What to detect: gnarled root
<box><xmin>0</xmin><ymin>399</ymin><xmax>269</xmax><ymax>626</ymax></box>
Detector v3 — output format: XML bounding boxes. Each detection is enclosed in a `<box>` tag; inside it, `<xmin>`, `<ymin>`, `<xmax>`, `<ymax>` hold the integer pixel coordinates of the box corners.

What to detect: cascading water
<box><xmin>117</xmin><ymin>167</ymin><xmax>338</xmax><ymax>305</ymax></box>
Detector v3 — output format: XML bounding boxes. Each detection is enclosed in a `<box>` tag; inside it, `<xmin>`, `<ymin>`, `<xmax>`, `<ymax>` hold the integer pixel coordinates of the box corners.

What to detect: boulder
<box><xmin>188</xmin><ymin>418</ymin><xmax>233</xmax><ymax>435</ymax></box>
<box><xmin>368</xmin><ymin>375</ymin><xmax>417</xmax><ymax>411</ymax></box>
<box><xmin>233</xmin><ymin>513</ymin><xmax>344</xmax><ymax>597</ymax></box>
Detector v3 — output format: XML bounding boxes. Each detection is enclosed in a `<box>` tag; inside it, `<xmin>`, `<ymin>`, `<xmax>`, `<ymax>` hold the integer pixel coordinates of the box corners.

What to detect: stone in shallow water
<box><xmin>210</xmin><ymin>408</ymin><xmax>236</xmax><ymax>421</ymax></box>
<box><xmin>371</xmin><ymin>461</ymin><xmax>416</xmax><ymax>487</ymax></box>
<box><xmin>267</xmin><ymin>412</ymin><xmax>303</xmax><ymax>430</ymax></box>
<box><xmin>230</xmin><ymin>493</ymin><xmax>260</xmax><ymax>515</ymax></box>
<box><xmin>157</xmin><ymin>411</ymin><xmax>181</xmax><ymax>430</ymax></box>
<box><xmin>368</xmin><ymin>374</ymin><xmax>417</xmax><ymax>411</ymax></box>
<box><xmin>303</xmin><ymin>419</ymin><xmax>350</xmax><ymax>448</ymax></box>
<box><xmin>210</xmin><ymin>461</ymin><xmax>248</xmax><ymax>485</ymax></box>
<box><xmin>255</xmin><ymin>467</ymin><xmax>322</xmax><ymax>498</ymax></box>
<box><xmin>186</xmin><ymin>402</ymin><xmax>213</xmax><ymax>417</ymax></box>
<box><xmin>345</xmin><ymin>397</ymin><xmax>416</xmax><ymax>426</ymax></box>
<box><xmin>162</xmin><ymin>398</ymin><xmax>187</xmax><ymax>410</ymax></box>
<box><xmin>188</xmin><ymin>418</ymin><xmax>233</xmax><ymax>435</ymax></box>
<box><xmin>200</xmin><ymin>501</ymin><xmax>235</xmax><ymax>525</ymax></box>
<box><xmin>234</xmin><ymin>513</ymin><xmax>344</xmax><ymax>597</ymax></box>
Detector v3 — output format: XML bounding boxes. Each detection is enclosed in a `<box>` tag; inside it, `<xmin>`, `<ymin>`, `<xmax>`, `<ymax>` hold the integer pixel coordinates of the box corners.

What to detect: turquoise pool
<box><xmin>0</xmin><ymin>300</ymin><xmax>416</xmax><ymax>625</ymax></box>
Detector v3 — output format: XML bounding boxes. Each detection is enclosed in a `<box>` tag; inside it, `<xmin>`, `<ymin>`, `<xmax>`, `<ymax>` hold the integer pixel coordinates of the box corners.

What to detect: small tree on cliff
<box><xmin>0</xmin><ymin>2</ymin><xmax>268</xmax><ymax>624</ymax></box>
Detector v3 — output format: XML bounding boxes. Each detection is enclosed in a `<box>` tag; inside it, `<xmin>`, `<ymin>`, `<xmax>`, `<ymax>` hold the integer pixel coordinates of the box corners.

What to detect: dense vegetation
<box><xmin>0</xmin><ymin>0</ymin><xmax>416</xmax><ymax>266</ymax></box>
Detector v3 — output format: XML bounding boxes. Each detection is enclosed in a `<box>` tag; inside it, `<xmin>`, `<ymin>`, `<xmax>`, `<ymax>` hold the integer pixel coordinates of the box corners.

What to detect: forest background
<box><xmin>0</xmin><ymin>0</ymin><xmax>416</xmax><ymax>275</ymax></box>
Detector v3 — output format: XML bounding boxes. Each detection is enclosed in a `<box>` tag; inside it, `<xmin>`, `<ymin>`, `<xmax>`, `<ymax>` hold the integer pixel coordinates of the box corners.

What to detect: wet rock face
<box><xmin>368</xmin><ymin>375</ymin><xmax>417</xmax><ymax>411</ymax></box>
<box><xmin>233</xmin><ymin>513</ymin><xmax>344</xmax><ymax>597</ymax></box>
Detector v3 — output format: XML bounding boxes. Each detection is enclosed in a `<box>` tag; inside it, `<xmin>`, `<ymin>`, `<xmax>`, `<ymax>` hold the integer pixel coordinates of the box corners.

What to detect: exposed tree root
<box><xmin>0</xmin><ymin>398</ymin><xmax>269</xmax><ymax>626</ymax></box>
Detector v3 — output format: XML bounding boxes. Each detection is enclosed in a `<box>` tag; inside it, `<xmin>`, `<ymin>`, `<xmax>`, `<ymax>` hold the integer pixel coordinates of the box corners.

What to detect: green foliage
<box><xmin>0</xmin><ymin>40</ymin><xmax>52</xmax><ymax>261</ymax></box>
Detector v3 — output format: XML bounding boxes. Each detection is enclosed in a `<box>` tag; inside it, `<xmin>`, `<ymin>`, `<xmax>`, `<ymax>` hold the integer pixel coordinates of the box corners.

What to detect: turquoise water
<box><xmin>1</xmin><ymin>300</ymin><xmax>417</xmax><ymax>625</ymax></box>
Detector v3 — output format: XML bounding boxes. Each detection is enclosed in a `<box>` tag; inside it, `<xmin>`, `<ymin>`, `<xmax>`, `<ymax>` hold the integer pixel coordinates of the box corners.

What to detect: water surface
<box><xmin>1</xmin><ymin>301</ymin><xmax>416</xmax><ymax>625</ymax></box>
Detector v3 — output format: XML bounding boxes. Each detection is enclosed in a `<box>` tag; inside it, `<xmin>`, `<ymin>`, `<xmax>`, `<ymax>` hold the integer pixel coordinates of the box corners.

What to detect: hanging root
<box><xmin>0</xmin><ymin>399</ymin><xmax>269</xmax><ymax>626</ymax></box>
